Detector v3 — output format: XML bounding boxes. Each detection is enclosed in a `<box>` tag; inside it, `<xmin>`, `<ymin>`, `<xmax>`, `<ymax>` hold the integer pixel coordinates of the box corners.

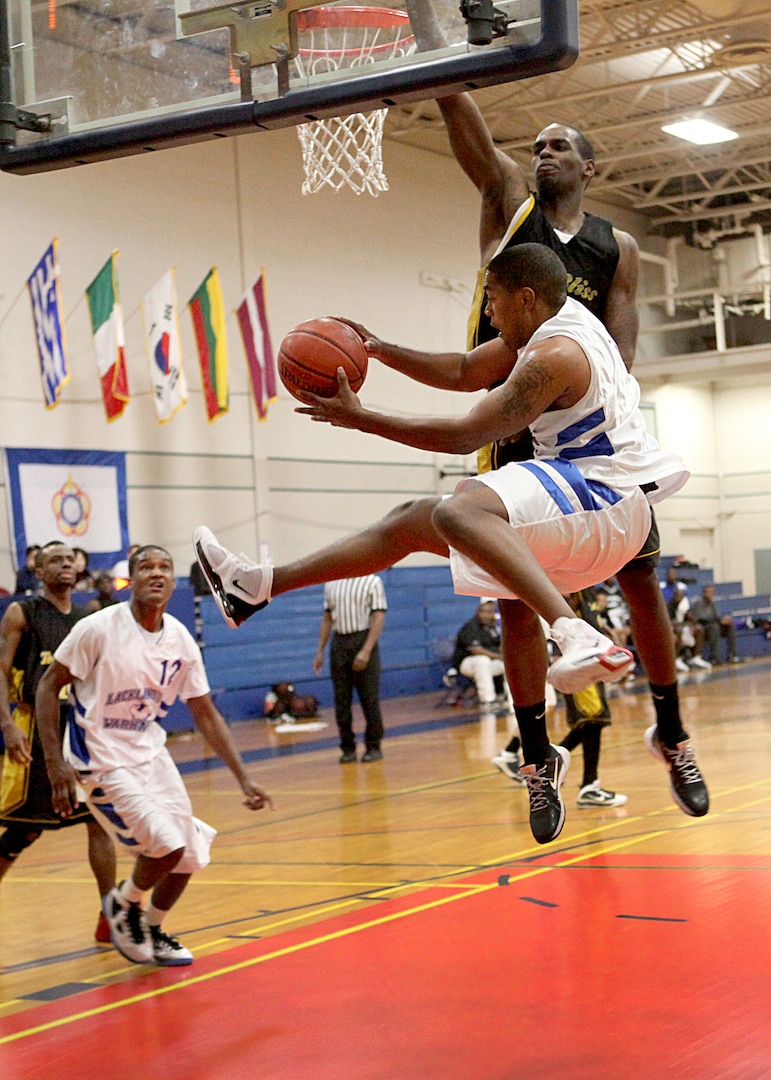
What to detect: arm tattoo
<box><xmin>500</xmin><ymin>357</ymin><xmax>553</xmax><ymax>423</ymax></box>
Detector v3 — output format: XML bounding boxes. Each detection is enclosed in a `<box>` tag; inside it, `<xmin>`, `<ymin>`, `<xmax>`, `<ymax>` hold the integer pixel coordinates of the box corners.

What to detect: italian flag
<box><xmin>188</xmin><ymin>267</ymin><xmax>229</xmax><ymax>421</ymax></box>
<box><xmin>85</xmin><ymin>253</ymin><xmax>130</xmax><ymax>422</ymax></box>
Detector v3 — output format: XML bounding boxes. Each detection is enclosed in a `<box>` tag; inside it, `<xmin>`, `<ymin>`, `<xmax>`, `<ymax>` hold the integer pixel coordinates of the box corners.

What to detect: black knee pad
<box><xmin>0</xmin><ymin>825</ymin><xmax>43</xmax><ymax>861</ymax></box>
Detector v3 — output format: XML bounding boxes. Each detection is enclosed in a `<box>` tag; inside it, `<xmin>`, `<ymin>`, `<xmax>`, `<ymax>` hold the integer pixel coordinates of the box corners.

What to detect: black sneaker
<box><xmin>339</xmin><ymin>750</ymin><xmax>357</xmax><ymax>763</ymax></box>
<box><xmin>150</xmin><ymin>925</ymin><xmax>193</xmax><ymax>967</ymax></box>
<box><xmin>520</xmin><ymin>745</ymin><xmax>570</xmax><ymax>844</ymax></box>
<box><xmin>361</xmin><ymin>748</ymin><xmax>383</xmax><ymax>762</ymax></box>
<box><xmin>103</xmin><ymin>885</ymin><xmax>152</xmax><ymax>963</ymax></box>
<box><xmin>644</xmin><ymin>725</ymin><xmax>709</xmax><ymax>817</ymax></box>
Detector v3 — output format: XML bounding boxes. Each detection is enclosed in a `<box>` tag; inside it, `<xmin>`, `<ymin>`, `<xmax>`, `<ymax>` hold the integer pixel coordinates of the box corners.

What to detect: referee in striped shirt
<box><xmin>314</xmin><ymin>576</ymin><xmax>388</xmax><ymax>763</ymax></box>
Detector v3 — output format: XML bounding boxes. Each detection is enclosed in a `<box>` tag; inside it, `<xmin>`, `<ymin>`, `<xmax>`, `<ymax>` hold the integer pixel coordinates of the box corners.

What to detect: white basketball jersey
<box><xmin>56</xmin><ymin>602</ymin><xmax>210</xmax><ymax>773</ymax></box>
<box><xmin>528</xmin><ymin>298</ymin><xmax>688</xmax><ymax>503</ymax></box>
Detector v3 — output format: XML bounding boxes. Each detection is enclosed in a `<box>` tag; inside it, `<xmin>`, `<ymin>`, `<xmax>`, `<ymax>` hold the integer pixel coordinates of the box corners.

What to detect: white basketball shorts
<box><xmin>448</xmin><ymin>458</ymin><xmax>652</xmax><ymax>599</ymax></box>
<box><xmin>81</xmin><ymin>747</ymin><xmax>216</xmax><ymax>873</ymax></box>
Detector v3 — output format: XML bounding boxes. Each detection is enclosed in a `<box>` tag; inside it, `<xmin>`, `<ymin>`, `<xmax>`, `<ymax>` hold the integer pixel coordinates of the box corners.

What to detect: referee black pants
<box><xmin>330</xmin><ymin>631</ymin><xmax>384</xmax><ymax>752</ymax></box>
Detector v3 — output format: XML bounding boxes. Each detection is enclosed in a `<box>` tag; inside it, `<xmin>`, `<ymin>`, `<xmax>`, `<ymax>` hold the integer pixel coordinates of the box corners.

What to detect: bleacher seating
<box><xmin>3</xmin><ymin>556</ymin><xmax>769</xmax><ymax>738</ymax></box>
<box><xmin>657</xmin><ymin>560</ymin><xmax>771</xmax><ymax>661</ymax></box>
<box><xmin>198</xmin><ymin>565</ymin><xmax>481</xmax><ymax>725</ymax></box>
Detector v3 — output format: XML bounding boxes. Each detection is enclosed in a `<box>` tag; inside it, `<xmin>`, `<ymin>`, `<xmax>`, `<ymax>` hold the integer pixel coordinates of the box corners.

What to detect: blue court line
<box><xmin>616</xmin><ymin>914</ymin><xmax>688</xmax><ymax>922</ymax></box>
<box><xmin>176</xmin><ymin>656</ymin><xmax>771</xmax><ymax>778</ymax></box>
<box><xmin>2</xmin><ymin>947</ymin><xmax>109</xmax><ymax>975</ymax></box>
<box><xmin>22</xmin><ymin>982</ymin><xmax>97</xmax><ymax>1002</ymax></box>
<box><xmin>175</xmin><ymin>704</ymin><xmax>496</xmax><ymax>775</ymax></box>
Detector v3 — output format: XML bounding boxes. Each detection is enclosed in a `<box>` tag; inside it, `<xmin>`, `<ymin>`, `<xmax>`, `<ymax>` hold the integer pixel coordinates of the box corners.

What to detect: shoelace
<box><xmin>522</xmin><ymin>764</ymin><xmax>557</xmax><ymax>812</ymax></box>
<box><xmin>152</xmin><ymin>928</ymin><xmax>182</xmax><ymax>950</ymax></box>
<box><xmin>666</xmin><ymin>744</ymin><xmax>703</xmax><ymax>785</ymax></box>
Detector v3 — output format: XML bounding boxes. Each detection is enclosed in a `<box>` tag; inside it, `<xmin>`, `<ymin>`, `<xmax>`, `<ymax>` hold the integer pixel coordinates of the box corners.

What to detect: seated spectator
<box><xmin>660</xmin><ymin>564</ymin><xmax>690</xmax><ymax>605</ymax></box>
<box><xmin>85</xmin><ymin>571</ymin><xmax>120</xmax><ymax>613</ymax></box>
<box><xmin>14</xmin><ymin>545</ymin><xmax>41</xmax><ymax>594</ymax></box>
<box><xmin>667</xmin><ymin>584</ymin><xmax>709</xmax><ymax>671</ymax></box>
<box><xmin>72</xmin><ymin>547</ymin><xmax>95</xmax><ymax>592</ymax></box>
<box><xmin>452</xmin><ymin>599</ymin><xmax>513</xmax><ymax>711</ymax></box>
<box><xmin>689</xmin><ymin>585</ymin><xmax>743</xmax><ymax>665</ymax></box>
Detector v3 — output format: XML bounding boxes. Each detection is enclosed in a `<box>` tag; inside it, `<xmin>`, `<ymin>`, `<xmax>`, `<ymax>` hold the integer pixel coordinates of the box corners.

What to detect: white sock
<box><xmin>120</xmin><ymin>876</ymin><xmax>145</xmax><ymax>905</ymax></box>
<box><xmin>145</xmin><ymin>903</ymin><xmax>169</xmax><ymax>928</ymax></box>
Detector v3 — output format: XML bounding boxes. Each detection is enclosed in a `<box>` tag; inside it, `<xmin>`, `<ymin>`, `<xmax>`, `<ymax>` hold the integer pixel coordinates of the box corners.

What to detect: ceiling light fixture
<box><xmin>661</xmin><ymin>118</ymin><xmax>739</xmax><ymax>145</ymax></box>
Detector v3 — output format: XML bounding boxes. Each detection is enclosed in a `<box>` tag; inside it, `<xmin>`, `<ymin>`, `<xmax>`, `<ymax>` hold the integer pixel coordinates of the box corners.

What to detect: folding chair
<box><xmin>431</xmin><ymin>637</ymin><xmax>477</xmax><ymax>708</ymax></box>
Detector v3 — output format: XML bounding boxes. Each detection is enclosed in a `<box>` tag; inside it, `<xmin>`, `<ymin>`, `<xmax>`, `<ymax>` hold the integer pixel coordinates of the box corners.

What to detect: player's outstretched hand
<box><xmin>242</xmin><ymin>780</ymin><xmax>275</xmax><ymax>812</ymax></box>
<box><xmin>295</xmin><ymin>369</ymin><xmax>364</xmax><ymax>429</ymax></box>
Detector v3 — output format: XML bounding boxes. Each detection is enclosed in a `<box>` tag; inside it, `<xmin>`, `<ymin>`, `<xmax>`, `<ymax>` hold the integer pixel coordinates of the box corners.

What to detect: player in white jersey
<box><xmin>193</xmin><ymin>244</ymin><xmax>708</xmax><ymax>846</ymax></box>
<box><xmin>36</xmin><ymin>545</ymin><xmax>273</xmax><ymax>967</ymax></box>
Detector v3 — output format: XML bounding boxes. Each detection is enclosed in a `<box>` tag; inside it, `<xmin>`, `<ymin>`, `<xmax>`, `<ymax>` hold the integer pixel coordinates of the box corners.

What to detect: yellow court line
<box><xmin>723</xmin><ymin>794</ymin><xmax>771</xmax><ymax>812</ymax></box>
<box><xmin>0</xmin><ymin>815</ymin><xmax>694</xmax><ymax>1047</ymax></box>
<box><xmin>7</xmin><ymin>790</ymin><xmax>766</xmax><ymax>1042</ymax></box>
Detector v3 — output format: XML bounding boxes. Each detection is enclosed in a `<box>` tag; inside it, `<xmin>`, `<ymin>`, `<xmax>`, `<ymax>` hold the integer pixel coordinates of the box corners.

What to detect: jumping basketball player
<box><xmin>194</xmin><ymin>245</ymin><xmax>707</xmax><ymax>844</ymax></box>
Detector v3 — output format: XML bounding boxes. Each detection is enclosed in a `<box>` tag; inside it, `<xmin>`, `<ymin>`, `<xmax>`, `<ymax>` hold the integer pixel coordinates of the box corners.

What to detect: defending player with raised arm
<box><xmin>403</xmin><ymin>0</ymin><xmax>639</xmax><ymax>369</ymax></box>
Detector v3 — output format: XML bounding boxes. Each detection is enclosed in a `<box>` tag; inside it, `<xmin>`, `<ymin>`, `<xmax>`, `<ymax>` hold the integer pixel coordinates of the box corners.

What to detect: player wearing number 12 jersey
<box><xmin>36</xmin><ymin>545</ymin><xmax>272</xmax><ymax>969</ymax></box>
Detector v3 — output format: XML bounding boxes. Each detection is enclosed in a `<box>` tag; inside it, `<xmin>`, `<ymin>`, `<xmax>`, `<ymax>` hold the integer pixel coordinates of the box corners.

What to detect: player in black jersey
<box><xmin>395</xmin><ymin>0</ymin><xmax>708</xmax><ymax>818</ymax></box>
<box><xmin>0</xmin><ymin>541</ymin><xmax>116</xmax><ymax>939</ymax></box>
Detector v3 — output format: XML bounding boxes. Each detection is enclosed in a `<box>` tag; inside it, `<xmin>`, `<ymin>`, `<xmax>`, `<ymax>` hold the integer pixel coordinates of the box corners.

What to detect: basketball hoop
<box><xmin>294</xmin><ymin>7</ymin><xmax>415</xmax><ymax>196</ymax></box>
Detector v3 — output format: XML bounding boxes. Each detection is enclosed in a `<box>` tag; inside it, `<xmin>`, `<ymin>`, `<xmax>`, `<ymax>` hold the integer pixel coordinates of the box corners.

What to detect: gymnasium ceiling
<box><xmin>386</xmin><ymin>0</ymin><xmax>771</xmax><ymax>245</ymax></box>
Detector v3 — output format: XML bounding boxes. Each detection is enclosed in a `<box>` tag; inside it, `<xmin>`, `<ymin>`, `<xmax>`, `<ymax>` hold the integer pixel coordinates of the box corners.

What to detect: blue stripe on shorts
<box><xmin>520</xmin><ymin>459</ymin><xmax>622</xmax><ymax>513</ymax></box>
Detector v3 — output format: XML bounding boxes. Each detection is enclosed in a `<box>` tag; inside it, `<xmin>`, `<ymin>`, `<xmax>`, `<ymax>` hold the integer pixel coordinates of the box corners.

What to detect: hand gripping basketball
<box><xmin>278</xmin><ymin>317</ymin><xmax>368</xmax><ymax>401</ymax></box>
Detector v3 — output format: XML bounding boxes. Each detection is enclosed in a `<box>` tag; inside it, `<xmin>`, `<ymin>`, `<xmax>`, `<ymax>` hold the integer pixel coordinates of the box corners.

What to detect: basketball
<box><xmin>278</xmin><ymin>317</ymin><xmax>368</xmax><ymax>401</ymax></box>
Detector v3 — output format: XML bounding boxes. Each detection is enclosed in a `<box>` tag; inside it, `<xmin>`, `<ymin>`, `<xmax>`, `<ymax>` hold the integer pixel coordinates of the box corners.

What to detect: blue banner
<box><xmin>26</xmin><ymin>240</ymin><xmax>70</xmax><ymax>409</ymax></box>
<box><xmin>4</xmin><ymin>448</ymin><xmax>129</xmax><ymax>571</ymax></box>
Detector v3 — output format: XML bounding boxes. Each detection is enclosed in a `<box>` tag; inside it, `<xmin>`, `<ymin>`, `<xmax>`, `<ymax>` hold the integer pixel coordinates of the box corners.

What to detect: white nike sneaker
<box><xmin>547</xmin><ymin>617</ymin><xmax>635</xmax><ymax>694</ymax></box>
<box><xmin>192</xmin><ymin>525</ymin><xmax>272</xmax><ymax>628</ymax></box>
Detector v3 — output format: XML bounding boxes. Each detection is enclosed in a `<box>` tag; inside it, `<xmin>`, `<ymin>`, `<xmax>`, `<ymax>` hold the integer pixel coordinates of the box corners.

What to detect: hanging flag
<box><xmin>141</xmin><ymin>268</ymin><xmax>188</xmax><ymax>423</ymax></box>
<box><xmin>85</xmin><ymin>253</ymin><xmax>130</xmax><ymax>422</ymax></box>
<box><xmin>26</xmin><ymin>239</ymin><xmax>70</xmax><ymax>409</ymax></box>
<box><xmin>188</xmin><ymin>267</ymin><xmax>229</xmax><ymax>421</ymax></box>
<box><xmin>236</xmin><ymin>272</ymin><xmax>277</xmax><ymax>420</ymax></box>
<box><xmin>5</xmin><ymin>447</ymin><xmax>129</xmax><ymax>571</ymax></box>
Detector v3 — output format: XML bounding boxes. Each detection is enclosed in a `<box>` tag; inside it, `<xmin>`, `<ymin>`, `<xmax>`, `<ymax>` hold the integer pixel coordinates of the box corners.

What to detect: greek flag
<box><xmin>26</xmin><ymin>239</ymin><xmax>70</xmax><ymax>409</ymax></box>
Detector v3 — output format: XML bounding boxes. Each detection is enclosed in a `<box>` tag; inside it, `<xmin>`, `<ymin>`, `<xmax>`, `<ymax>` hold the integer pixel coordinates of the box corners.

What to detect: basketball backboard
<box><xmin>0</xmin><ymin>0</ymin><xmax>577</xmax><ymax>174</ymax></box>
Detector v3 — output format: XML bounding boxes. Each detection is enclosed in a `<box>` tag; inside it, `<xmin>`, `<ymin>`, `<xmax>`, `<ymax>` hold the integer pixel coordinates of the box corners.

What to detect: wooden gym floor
<box><xmin>1</xmin><ymin>659</ymin><xmax>770</xmax><ymax>1079</ymax></box>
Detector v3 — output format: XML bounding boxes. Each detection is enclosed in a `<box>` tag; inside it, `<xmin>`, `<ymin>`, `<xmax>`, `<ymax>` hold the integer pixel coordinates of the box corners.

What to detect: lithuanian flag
<box><xmin>188</xmin><ymin>268</ymin><xmax>229</xmax><ymax>421</ymax></box>
<box><xmin>85</xmin><ymin>252</ymin><xmax>130</xmax><ymax>422</ymax></box>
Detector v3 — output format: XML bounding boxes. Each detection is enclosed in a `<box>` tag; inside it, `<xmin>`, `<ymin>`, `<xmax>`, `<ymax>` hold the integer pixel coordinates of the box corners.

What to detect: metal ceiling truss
<box><xmin>387</xmin><ymin>0</ymin><xmax>771</xmax><ymax>240</ymax></box>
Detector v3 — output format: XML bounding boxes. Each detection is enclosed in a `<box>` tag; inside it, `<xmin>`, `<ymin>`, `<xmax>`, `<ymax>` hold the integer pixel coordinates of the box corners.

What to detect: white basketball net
<box><xmin>294</xmin><ymin>9</ymin><xmax>416</xmax><ymax>196</ymax></box>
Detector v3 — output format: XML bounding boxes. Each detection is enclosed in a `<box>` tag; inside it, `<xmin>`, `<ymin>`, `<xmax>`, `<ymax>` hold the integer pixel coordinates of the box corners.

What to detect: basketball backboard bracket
<box><xmin>178</xmin><ymin>0</ymin><xmax>326</xmax><ymax>102</ymax></box>
<box><xmin>459</xmin><ymin>0</ymin><xmax>513</xmax><ymax>47</ymax></box>
<box><xmin>178</xmin><ymin>0</ymin><xmax>518</xmax><ymax>101</ymax></box>
<box><xmin>0</xmin><ymin>0</ymin><xmax>578</xmax><ymax>175</ymax></box>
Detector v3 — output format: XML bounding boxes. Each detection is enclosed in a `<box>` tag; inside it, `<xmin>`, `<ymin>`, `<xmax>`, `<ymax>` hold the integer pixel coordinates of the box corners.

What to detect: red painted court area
<box><xmin>3</xmin><ymin>853</ymin><xmax>769</xmax><ymax>1080</ymax></box>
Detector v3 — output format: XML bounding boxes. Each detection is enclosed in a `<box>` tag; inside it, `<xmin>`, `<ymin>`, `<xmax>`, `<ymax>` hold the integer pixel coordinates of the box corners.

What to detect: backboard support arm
<box><xmin>178</xmin><ymin>0</ymin><xmax>323</xmax><ymax>101</ymax></box>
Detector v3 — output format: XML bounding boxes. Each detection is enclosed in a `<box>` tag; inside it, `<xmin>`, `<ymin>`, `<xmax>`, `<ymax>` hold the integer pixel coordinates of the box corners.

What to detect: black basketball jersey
<box><xmin>1</xmin><ymin>596</ymin><xmax>91</xmax><ymax>827</ymax></box>
<box><xmin>470</xmin><ymin>194</ymin><xmax>620</xmax><ymax>348</ymax></box>
<box><xmin>14</xmin><ymin>596</ymin><xmax>88</xmax><ymax>704</ymax></box>
<box><xmin>471</xmin><ymin>194</ymin><xmax>621</xmax><ymax>470</ymax></box>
